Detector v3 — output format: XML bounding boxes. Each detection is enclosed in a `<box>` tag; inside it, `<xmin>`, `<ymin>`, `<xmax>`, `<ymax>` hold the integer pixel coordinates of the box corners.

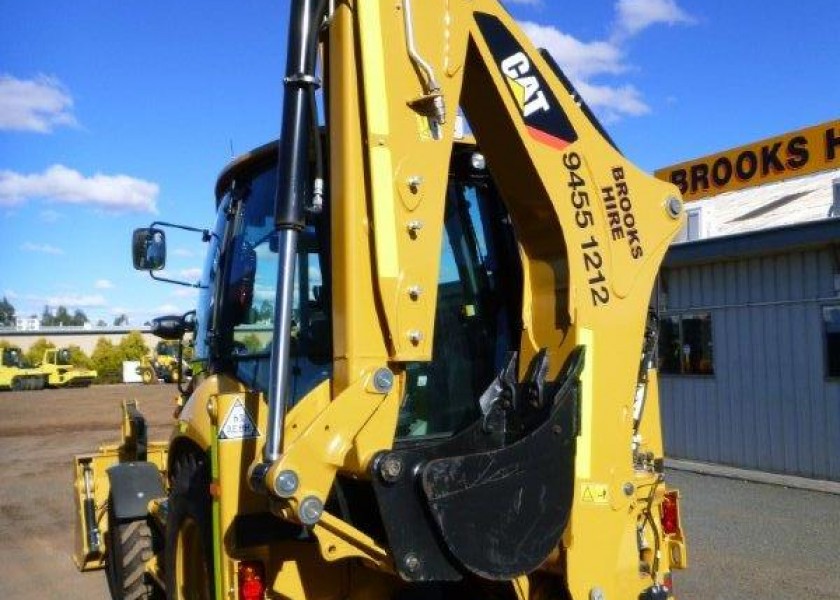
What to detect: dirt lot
<box><xmin>0</xmin><ymin>384</ymin><xmax>175</xmax><ymax>598</ymax></box>
<box><xmin>2</xmin><ymin>384</ymin><xmax>839</xmax><ymax>599</ymax></box>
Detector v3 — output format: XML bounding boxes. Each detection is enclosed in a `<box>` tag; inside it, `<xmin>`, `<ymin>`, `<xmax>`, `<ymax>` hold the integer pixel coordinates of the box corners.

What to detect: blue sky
<box><xmin>1</xmin><ymin>0</ymin><xmax>838</xmax><ymax>326</ymax></box>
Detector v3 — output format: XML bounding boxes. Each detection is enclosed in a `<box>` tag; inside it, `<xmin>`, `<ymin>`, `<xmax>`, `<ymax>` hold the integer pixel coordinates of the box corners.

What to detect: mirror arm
<box><xmin>149</xmin><ymin>272</ymin><xmax>206</xmax><ymax>288</ymax></box>
<box><xmin>150</xmin><ymin>220</ymin><xmax>213</xmax><ymax>242</ymax></box>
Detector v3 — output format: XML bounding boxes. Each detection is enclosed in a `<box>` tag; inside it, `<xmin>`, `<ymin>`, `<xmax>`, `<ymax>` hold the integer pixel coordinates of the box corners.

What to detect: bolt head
<box><xmin>407</xmin><ymin>175</ymin><xmax>424</xmax><ymax>192</ymax></box>
<box><xmin>373</xmin><ymin>368</ymin><xmax>394</xmax><ymax>393</ymax></box>
<box><xmin>273</xmin><ymin>470</ymin><xmax>299</xmax><ymax>498</ymax></box>
<box><xmin>408</xmin><ymin>330</ymin><xmax>424</xmax><ymax>345</ymax></box>
<box><xmin>379</xmin><ymin>454</ymin><xmax>403</xmax><ymax>483</ymax></box>
<box><xmin>623</xmin><ymin>482</ymin><xmax>635</xmax><ymax>496</ymax></box>
<box><xmin>666</xmin><ymin>196</ymin><xmax>682</xmax><ymax>218</ymax></box>
<box><xmin>298</xmin><ymin>496</ymin><xmax>324</xmax><ymax>525</ymax></box>
<box><xmin>403</xmin><ymin>552</ymin><xmax>421</xmax><ymax>573</ymax></box>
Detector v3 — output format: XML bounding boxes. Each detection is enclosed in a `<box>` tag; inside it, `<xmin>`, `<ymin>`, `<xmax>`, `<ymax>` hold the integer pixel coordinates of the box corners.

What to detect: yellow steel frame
<box><xmin>75</xmin><ymin>1</ymin><xmax>688</xmax><ymax>598</ymax></box>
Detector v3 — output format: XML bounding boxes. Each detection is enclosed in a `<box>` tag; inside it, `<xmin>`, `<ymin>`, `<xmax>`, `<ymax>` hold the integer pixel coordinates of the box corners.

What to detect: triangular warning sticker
<box><xmin>218</xmin><ymin>399</ymin><xmax>260</xmax><ymax>440</ymax></box>
<box><xmin>582</xmin><ymin>486</ymin><xmax>595</xmax><ymax>502</ymax></box>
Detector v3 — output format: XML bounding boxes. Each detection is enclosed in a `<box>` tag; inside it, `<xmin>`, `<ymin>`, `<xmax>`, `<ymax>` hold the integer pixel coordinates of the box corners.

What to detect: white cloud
<box><xmin>0</xmin><ymin>165</ymin><xmax>159</xmax><ymax>213</ymax></box>
<box><xmin>94</xmin><ymin>279</ymin><xmax>114</xmax><ymax>289</ymax></box>
<box><xmin>520</xmin><ymin>22</ymin><xmax>625</xmax><ymax>80</ymax></box>
<box><xmin>21</xmin><ymin>242</ymin><xmax>64</xmax><ymax>255</ymax></box>
<box><xmin>0</xmin><ymin>74</ymin><xmax>78</xmax><ymax>133</ymax></box>
<box><xmin>575</xmin><ymin>81</ymin><xmax>650</xmax><ymax>121</ymax></box>
<box><xmin>613</xmin><ymin>0</ymin><xmax>694</xmax><ymax>41</ymax></box>
<box><xmin>157</xmin><ymin>303</ymin><xmax>181</xmax><ymax>314</ymax></box>
<box><xmin>45</xmin><ymin>294</ymin><xmax>107</xmax><ymax>308</ymax></box>
<box><xmin>519</xmin><ymin>0</ymin><xmax>694</xmax><ymax>121</ymax></box>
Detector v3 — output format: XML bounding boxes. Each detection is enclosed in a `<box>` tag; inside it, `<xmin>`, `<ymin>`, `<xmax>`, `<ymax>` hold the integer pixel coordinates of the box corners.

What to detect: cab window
<box><xmin>398</xmin><ymin>179</ymin><xmax>522</xmax><ymax>439</ymax></box>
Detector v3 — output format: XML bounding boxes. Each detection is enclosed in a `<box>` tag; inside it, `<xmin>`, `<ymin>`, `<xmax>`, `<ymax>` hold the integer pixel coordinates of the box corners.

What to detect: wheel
<box><xmin>106</xmin><ymin>504</ymin><xmax>158</xmax><ymax>599</ymax></box>
<box><xmin>141</xmin><ymin>368</ymin><xmax>155</xmax><ymax>385</ymax></box>
<box><xmin>166</xmin><ymin>452</ymin><xmax>214</xmax><ymax>600</ymax></box>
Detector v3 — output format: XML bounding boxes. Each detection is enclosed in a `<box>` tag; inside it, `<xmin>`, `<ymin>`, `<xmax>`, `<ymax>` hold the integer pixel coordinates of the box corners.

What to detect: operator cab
<box><xmin>131</xmin><ymin>139</ymin><xmax>524</xmax><ymax>441</ymax></box>
<box><xmin>204</xmin><ymin>140</ymin><xmax>523</xmax><ymax>438</ymax></box>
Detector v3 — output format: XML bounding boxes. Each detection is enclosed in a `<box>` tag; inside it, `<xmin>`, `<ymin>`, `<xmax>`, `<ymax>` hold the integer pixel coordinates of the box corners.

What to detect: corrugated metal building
<box><xmin>658</xmin><ymin>221</ymin><xmax>840</xmax><ymax>480</ymax></box>
<box><xmin>655</xmin><ymin>120</ymin><xmax>840</xmax><ymax>481</ymax></box>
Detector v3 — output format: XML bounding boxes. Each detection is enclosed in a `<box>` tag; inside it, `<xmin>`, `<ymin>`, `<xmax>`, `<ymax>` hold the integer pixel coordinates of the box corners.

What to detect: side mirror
<box><xmin>132</xmin><ymin>228</ymin><xmax>167</xmax><ymax>271</ymax></box>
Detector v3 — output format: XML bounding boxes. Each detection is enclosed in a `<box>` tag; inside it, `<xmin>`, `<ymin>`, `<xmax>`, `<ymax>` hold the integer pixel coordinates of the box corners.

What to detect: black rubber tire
<box><xmin>141</xmin><ymin>368</ymin><xmax>155</xmax><ymax>385</ymax></box>
<box><xmin>165</xmin><ymin>452</ymin><xmax>214</xmax><ymax>600</ymax></box>
<box><xmin>106</xmin><ymin>504</ymin><xmax>158</xmax><ymax>600</ymax></box>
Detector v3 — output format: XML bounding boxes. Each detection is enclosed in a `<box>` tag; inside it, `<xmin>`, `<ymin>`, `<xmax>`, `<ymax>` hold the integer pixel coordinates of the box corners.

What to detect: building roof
<box><xmin>664</xmin><ymin>216</ymin><xmax>840</xmax><ymax>267</ymax></box>
<box><xmin>684</xmin><ymin>168</ymin><xmax>839</xmax><ymax>239</ymax></box>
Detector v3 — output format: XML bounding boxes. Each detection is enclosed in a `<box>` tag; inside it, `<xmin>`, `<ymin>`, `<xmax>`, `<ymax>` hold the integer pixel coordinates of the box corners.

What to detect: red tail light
<box><xmin>238</xmin><ymin>560</ymin><xmax>266</xmax><ymax>600</ymax></box>
<box><xmin>660</xmin><ymin>490</ymin><xmax>680</xmax><ymax>535</ymax></box>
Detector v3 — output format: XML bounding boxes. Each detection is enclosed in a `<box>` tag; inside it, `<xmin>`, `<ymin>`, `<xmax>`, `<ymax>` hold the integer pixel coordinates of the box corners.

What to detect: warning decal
<box><xmin>218</xmin><ymin>399</ymin><xmax>260</xmax><ymax>440</ymax></box>
<box><xmin>580</xmin><ymin>483</ymin><xmax>609</xmax><ymax>505</ymax></box>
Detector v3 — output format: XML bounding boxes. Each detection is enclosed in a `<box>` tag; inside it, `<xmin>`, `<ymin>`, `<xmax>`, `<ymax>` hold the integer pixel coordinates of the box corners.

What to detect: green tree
<box><xmin>66</xmin><ymin>345</ymin><xmax>94</xmax><ymax>370</ymax></box>
<box><xmin>90</xmin><ymin>332</ymin><xmax>150</xmax><ymax>384</ymax></box>
<box><xmin>25</xmin><ymin>338</ymin><xmax>55</xmax><ymax>366</ymax></box>
<box><xmin>256</xmin><ymin>300</ymin><xmax>274</xmax><ymax>323</ymax></box>
<box><xmin>0</xmin><ymin>296</ymin><xmax>15</xmax><ymax>326</ymax></box>
<box><xmin>40</xmin><ymin>305</ymin><xmax>87</xmax><ymax>326</ymax></box>
<box><xmin>114</xmin><ymin>314</ymin><xmax>129</xmax><ymax>326</ymax></box>
<box><xmin>91</xmin><ymin>338</ymin><xmax>123</xmax><ymax>384</ymax></box>
<box><xmin>119</xmin><ymin>331</ymin><xmax>149</xmax><ymax>361</ymax></box>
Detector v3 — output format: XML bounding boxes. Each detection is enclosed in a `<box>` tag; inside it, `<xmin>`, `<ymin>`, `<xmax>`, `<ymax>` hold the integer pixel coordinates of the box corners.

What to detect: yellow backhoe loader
<box><xmin>39</xmin><ymin>347</ymin><xmax>98</xmax><ymax>388</ymax></box>
<box><xmin>73</xmin><ymin>1</ymin><xmax>688</xmax><ymax>598</ymax></box>
<box><xmin>137</xmin><ymin>341</ymin><xmax>189</xmax><ymax>384</ymax></box>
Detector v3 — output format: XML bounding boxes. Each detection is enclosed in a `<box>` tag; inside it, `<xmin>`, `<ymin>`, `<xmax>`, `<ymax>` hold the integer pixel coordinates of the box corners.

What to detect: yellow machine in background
<box><xmin>137</xmin><ymin>341</ymin><xmax>188</xmax><ymax>384</ymax></box>
<box><xmin>74</xmin><ymin>1</ymin><xmax>688</xmax><ymax>599</ymax></box>
<box><xmin>38</xmin><ymin>347</ymin><xmax>97</xmax><ymax>388</ymax></box>
<box><xmin>0</xmin><ymin>346</ymin><xmax>46</xmax><ymax>391</ymax></box>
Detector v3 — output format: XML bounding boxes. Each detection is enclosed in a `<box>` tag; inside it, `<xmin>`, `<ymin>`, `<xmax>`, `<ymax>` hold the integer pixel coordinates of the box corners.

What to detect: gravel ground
<box><xmin>1</xmin><ymin>384</ymin><xmax>838</xmax><ymax>599</ymax></box>
<box><xmin>0</xmin><ymin>384</ymin><xmax>175</xmax><ymax>599</ymax></box>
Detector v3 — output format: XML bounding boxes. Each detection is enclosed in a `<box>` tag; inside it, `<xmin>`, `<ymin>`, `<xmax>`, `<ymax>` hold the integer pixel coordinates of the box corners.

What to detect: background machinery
<box><xmin>38</xmin><ymin>347</ymin><xmax>98</xmax><ymax>388</ymax></box>
<box><xmin>137</xmin><ymin>341</ymin><xmax>189</xmax><ymax>385</ymax></box>
<box><xmin>0</xmin><ymin>345</ymin><xmax>46</xmax><ymax>391</ymax></box>
<box><xmin>74</xmin><ymin>1</ymin><xmax>688</xmax><ymax>598</ymax></box>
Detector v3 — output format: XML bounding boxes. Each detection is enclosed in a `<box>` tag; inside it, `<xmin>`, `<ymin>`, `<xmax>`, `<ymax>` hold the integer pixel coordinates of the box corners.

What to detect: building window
<box><xmin>672</xmin><ymin>207</ymin><xmax>703</xmax><ymax>243</ymax></box>
<box><xmin>658</xmin><ymin>313</ymin><xmax>714</xmax><ymax>375</ymax></box>
<box><xmin>824</xmin><ymin>305</ymin><xmax>840</xmax><ymax>378</ymax></box>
